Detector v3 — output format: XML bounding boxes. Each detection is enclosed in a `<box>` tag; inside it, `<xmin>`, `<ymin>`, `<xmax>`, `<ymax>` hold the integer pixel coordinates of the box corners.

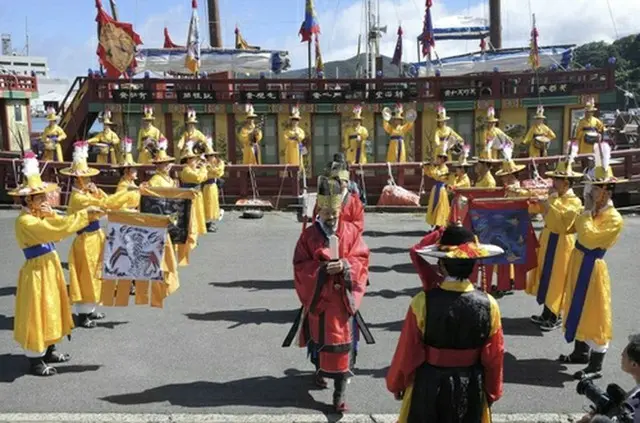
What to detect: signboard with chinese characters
<box><xmin>306</xmin><ymin>90</ymin><xmax>364</xmax><ymax>103</ymax></box>
<box><xmin>367</xmin><ymin>89</ymin><xmax>409</xmax><ymax>102</ymax></box>
<box><xmin>533</xmin><ymin>83</ymin><xmax>572</xmax><ymax>96</ymax></box>
<box><xmin>239</xmin><ymin>91</ymin><xmax>281</xmax><ymax>103</ymax></box>
<box><xmin>177</xmin><ymin>91</ymin><xmax>217</xmax><ymax>103</ymax></box>
<box><xmin>111</xmin><ymin>90</ymin><xmax>154</xmax><ymax>103</ymax></box>
<box><xmin>441</xmin><ymin>87</ymin><xmax>483</xmax><ymax>99</ymax></box>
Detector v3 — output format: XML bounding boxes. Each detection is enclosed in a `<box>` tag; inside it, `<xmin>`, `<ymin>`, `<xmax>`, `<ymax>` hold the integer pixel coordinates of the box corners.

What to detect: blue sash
<box><xmin>182</xmin><ymin>182</ymin><xmax>200</xmax><ymax>189</ymax></box>
<box><xmin>564</xmin><ymin>242</ymin><xmax>607</xmax><ymax>343</ymax></box>
<box><xmin>77</xmin><ymin>220</ymin><xmax>100</xmax><ymax>235</ymax></box>
<box><xmin>23</xmin><ymin>242</ymin><xmax>55</xmax><ymax>260</ymax></box>
<box><xmin>355</xmin><ymin>147</ymin><xmax>362</xmax><ymax>164</ymax></box>
<box><xmin>537</xmin><ymin>231</ymin><xmax>560</xmax><ymax>305</ymax></box>
<box><xmin>349</xmin><ymin>135</ymin><xmax>359</xmax><ymax>139</ymax></box>
<box><xmin>203</xmin><ymin>178</ymin><xmax>217</xmax><ymax>185</ymax></box>
<box><xmin>431</xmin><ymin>182</ymin><xmax>445</xmax><ymax>214</ymax></box>
<box><xmin>390</xmin><ymin>135</ymin><xmax>403</xmax><ymax>140</ymax></box>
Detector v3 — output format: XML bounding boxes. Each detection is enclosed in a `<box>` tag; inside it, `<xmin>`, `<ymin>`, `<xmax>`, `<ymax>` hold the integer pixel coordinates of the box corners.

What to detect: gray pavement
<box><xmin>0</xmin><ymin>210</ymin><xmax>639</xmax><ymax>418</ymax></box>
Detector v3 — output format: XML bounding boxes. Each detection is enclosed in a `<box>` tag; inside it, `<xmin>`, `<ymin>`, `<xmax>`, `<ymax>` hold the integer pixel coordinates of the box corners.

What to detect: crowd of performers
<box><xmin>17</xmin><ymin>99</ymin><xmax>624</xmax><ymax>420</ymax></box>
<box><xmin>286</xmin><ymin>102</ymin><xmax>625</xmax><ymax>418</ymax></box>
<box><xmin>12</xmin><ymin>111</ymin><xmax>225</xmax><ymax>376</ymax></box>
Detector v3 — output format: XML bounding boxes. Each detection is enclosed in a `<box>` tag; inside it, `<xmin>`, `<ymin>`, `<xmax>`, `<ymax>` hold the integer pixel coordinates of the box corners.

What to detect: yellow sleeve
<box><xmin>210</xmin><ymin>162</ymin><xmax>225</xmax><ymax>178</ymax></box>
<box><xmin>550</xmin><ymin>197</ymin><xmax>582</xmax><ymax>232</ymax></box>
<box><xmin>197</xmin><ymin>130</ymin><xmax>207</xmax><ymax>143</ymax></box>
<box><xmin>68</xmin><ymin>191</ymin><xmax>104</xmax><ymax>212</ymax></box>
<box><xmin>298</xmin><ymin>128</ymin><xmax>306</xmax><ymax>141</ymax></box>
<box><xmin>575</xmin><ymin>210</ymin><xmax>623</xmax><ymax>249</ymax></box>
<box><xmin>254</xmin><ymin>128</ymin><xmax>263</xmax><ymax>143</ymax></box>
<box><xmin>401</xmin><ymin>122</ymin><xmax>414</xmax><ymax>134</ymax></box>
<box><xmin>20</xmin><ymin>210</ymin><xmax>91</xmax><ymax>245</ymax></box>
<box><xmin>156</xmin><ymin>128</ymin><xmax>166</xmax><ymax>141</ymax></box>
<box><xmin>450</xmin><ymin>128</ymin><xmax>463</xmax><ymax>141</ymax></box>
<box><xmin>423</xmin><ymin>165</ymin><xmax>434</xmax><ymax>177</ymax></box>
<box><xmin>596</xmin><ymin>119</ymin><xmax>605</xmax><ymax>132</ymax></box>
<box><xmin>522</xmin><ymin>127</ymin><xmax>535</xmax><ymax>145</ymax></box>
<box><xmin>55</xmin><ymin>126</ymin><xmax>67</xmax><ymax>141</ymax></box>
<box><xmin>176</xmin><ymin>133</ymin><xmax>186</xmax><ymax>152</ymax></box>
<box><xmin>383</xmin><ymin>120</ymin><xmax>392</xmax><ymax>135</ymax></box>
<box><xmin>102</xmin><ymin>189</ymin><xmax>140</xmax><ymax>211</ymax></box>
<box><xmin>545</xmin><ymin>125</ymin><xmax>556</xmax><ymax>140</ymax></box>
<box><xmin>342</xmin><ymin>130</ymin><xmax>350</xmax><ymax>150</ymax></box>
<box><xmin>409</xmin><ymin>292</ymin><xmax>427</xmax><ymax>336</ymax></box>
<box><xmin>361</xmin><ymin>127</ymin><xmax>369</xmax><ymax>140</ymax></box>
<box><xmin>575</xmin><ymin>120</ymin><xmax>585</xmax><ymax>139</ymax></box>
<box><xmin>496</xmin><ymin>127</ymin><xmax>511</xmax><ymax>141</ymax></box>
<box><xmin>458</xmin><ymin>175</ymin><xmax>471</xmax><ymax>188</ymax></box>
<box><xmin>487</xmin><ymin>294</ymin><xmax>502</xmax><ymax>336</ymax></box>
<box><xmin>87</xmin><ymin>133</ymin><xmax>102</xmax><ymax>144</ymax></box>
<box><xmin>181</xmin><ymin>166</ymin><xmax>208</xmax><ymax>184</ymax></box>
<box><xmin>136</xmin><ymin>130</ymin><xmax>145</xmax><ymax>151</ymax></box>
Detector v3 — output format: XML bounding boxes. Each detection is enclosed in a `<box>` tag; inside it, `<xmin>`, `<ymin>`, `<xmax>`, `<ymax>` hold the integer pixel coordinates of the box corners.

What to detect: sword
<box><xmin>282</xmin><ymin>307</ymin><xmax>375</xmax><ymax>347</ymax></box>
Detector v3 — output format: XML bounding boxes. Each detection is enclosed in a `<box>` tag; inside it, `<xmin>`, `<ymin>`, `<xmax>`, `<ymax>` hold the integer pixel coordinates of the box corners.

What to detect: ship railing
<box><xmin>0</xmin><ymin>74</ymin><xmax>37</xmax><ymax>92</ymax></box>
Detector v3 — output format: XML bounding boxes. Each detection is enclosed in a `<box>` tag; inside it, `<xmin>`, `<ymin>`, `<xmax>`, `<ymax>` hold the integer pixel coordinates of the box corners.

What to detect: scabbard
<box><xmin>355</xmin><ymin>310</ymin><xmax>375</xmax><ymax>344</ymax></box>
<box><xmin>282</xmin><ymin>306</ymin><xmax>304</xmax><ymax>347</ymax></box>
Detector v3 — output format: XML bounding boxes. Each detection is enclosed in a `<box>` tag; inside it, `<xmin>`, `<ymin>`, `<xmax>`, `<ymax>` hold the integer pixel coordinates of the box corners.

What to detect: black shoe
<box><xmin>89</xmin><ymin>311</ymin><xmax>105</xmax><ymax>320</ymax></box>
<box><xmin>29</xmin><ymin>358</ymin><xmax>57</xmax><ymax>376</ymax></box>
<box><xmin>43</xmin><ymin>345</ymin><xmax>71</xmax><ymax>363</ymax></box>
<box><xmin>540</xmin><ymin>318</ymin><xmax>562</xmax><ymax>332</ymax></box>
<box><xmin>574</xmin><ymin>352</ymin><xmax>605</xmax><ymax>380</ymax></box>
<box><xmin>558</xmin><ymin>340</ymin><xmax>590</xmax><ymax>364</ymax></box>
<box><xmin>77</xmin><ymin>313</ymin><xmax>96</xmax><ymax>328</ymax></box>
<box><xmin>206</xmin><ymin>222</ymin><xmax>218</xmax><ymax>233</ymax></box>
<box><xmin>530</xmin><ymin>314</ymin><xmax>545</xmax><ymax>324</ymax></box>
<box><xmin>333</xmin><ymin>378</ymin><xmax>348</xmax><ymax>413</ymax></box>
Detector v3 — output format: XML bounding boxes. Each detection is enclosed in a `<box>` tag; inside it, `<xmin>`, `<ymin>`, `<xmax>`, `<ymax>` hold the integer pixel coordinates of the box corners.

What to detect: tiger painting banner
<box><xmin>102</xmin><ymin>211</ymin><xmax>173</xmax><ymax>282</ymax></box>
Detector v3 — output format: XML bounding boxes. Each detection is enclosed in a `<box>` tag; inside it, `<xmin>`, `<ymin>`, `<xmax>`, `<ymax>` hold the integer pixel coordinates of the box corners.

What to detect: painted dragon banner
<box><xmin>102</xmin><ymin>211</ymin><xmax>173</xmax><ymax>281</ymax></box>
<box><xmin>139</xmin><ymin>187</ymin><xmax>195</xmax><ymax>244</ymax></box>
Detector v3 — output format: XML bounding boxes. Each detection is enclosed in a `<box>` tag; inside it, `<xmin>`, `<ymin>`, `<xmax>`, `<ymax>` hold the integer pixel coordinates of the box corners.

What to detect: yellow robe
<box><xmin>522</xmin><ymin>123</ymin><xmax>556</xmax><ymax>158</ymax></box>
<box><xmin>203</xmin><ymin>160</ymin><xmax>225</xmax><ymax>221</ymax></box>
<box><xmin>396</xmin><ymin>280</ymin><xmax>500</xmax><ymax>423</ymax></box>
<box><xmin>41</xmin><ymin>125</ymin><xmax>66</xmax><ymax>162</ymax></box>
<box><xmin>562</xmin><ymin>205</ymin><xmax>623</xmax><ymax>345</ymax></box>
<box><xmin>475</xmin><ymin>171</ymin><xmax>497</xmax><ymax>188</ymax></box>
<box><xmin>178</xmin><ymin>165</ymin><xmax>208</xmax><ymax>266</ymax></box>
<box><xmin>526</xmin><ymin>190</ymin><xmax>583</xmax><ymax>314</ymax></box>
<box><xmin>87</xmin><ymin>129</ymin><xmax>120</xmax><ymax>164</ymax></box>
<box><xmin>283</xmin><ymin>127</ymin><xmax>306</xmax><ymax>166</ymax></box>
<box><xmin>343</xmin><ymin>126</ymin><xmax>369</xmax><ymax>164</ymax></box>
<box><xmin>14</xmin><ymin>209</ymin><xmax>90</xmax><ymax>353</ymax></box>
<box><xmin>238</xmin><ymin>124</ymin><xmax>263</xmax><ymax>165</ymax></box>
<box><xmin>383</xmin><ymin>121</ymin><xmax>413</xmax><ymax>163</ymax></box>
<box><xmin>481</xmin><ymin>127</ymin><xmax>510</xmax><ymax>160</ymax></box>
<box><xmin>425</xmin><ymin>164</ymin><xmax>450</xmax><ymax>227</ymax></box>
<box><xmin>115</xmin><ymin>177</ymin><xmax>140</xmax><ymax>210</ymax></box>
<box><xmin>447</xmin><ymin>173</ymin><xmax>471</xmax><ymax>189</ymax></box>
<box><xmin>433</xmin><ymin>126</ymin><xmax>462</xmax><ymax>161</ymax></box>
<box><xmin>148</xmin><ymin>171</ymin><xmax>177</xmax><ymax>189</ymax></box>
<box><xmin>576</xmin><ymin>116</ymin><xmax>604</xmax><ymax>155</ymax></box>
<box><xmin>177</xmin><ymin>129</ymin><xmax>207</xmax><ymax>160</ymax></box>
<box><xmin>67</xmin><ymin>188</ymin><xmax>139</xmax><ymax>305</ymax></box>
<box><xmin>137</xmin><ymin>125</ymin><xmax>165</xmax><ymax>164</ymax></box>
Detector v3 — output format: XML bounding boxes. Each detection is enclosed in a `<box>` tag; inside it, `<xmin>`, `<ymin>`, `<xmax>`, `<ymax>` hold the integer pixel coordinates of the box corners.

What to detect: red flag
<box><xmin>95</xmin><ymin>0</ymin><xmax>143</xmax><ymax>78</ymax></box>
<box><xmin>163</xmin><ymin>27</ymin><xmax>182</xmax><ymax>48</ymax></box>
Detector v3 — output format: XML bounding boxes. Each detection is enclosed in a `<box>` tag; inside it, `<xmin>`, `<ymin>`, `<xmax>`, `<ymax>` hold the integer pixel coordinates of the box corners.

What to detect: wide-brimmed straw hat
<box><xmin>59</xmin><ymin>141</ymin><xmax>101</xmax><ymax>177</ymax></box>
<box><xmin>152</xmin><ymin>139</ymin><xmax>175</xmax><ymax>164</ymax></box>
<box><xmin>545</xmin><ymin>142</ymin><xmax>583</xmax><ymax>179</ymax></box>
<box><xmin>589</xmin><ymin>142</ymin><xmax>628</xmax><ymax>185</ymax></box>
<box><xmin>8</xmin><ymin>152</ymin><xmax>59</xmax><ymax>197</ymax></box>
<box><xmin>417</xmin><ymin>224</ymin><xmax>504</xmax><ymax>260</ymax></box>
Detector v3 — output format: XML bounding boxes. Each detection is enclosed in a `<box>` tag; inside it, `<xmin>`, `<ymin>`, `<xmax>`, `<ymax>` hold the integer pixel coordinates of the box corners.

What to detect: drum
<box><xmin>584</xmin><ymin>130</ymin><xmax>600</xmax><ymax>144</ymax></box>
<box><xmin>533</xmin><ymin>135</ymin><xmax>550</xmax><ymax>150</ymax></box>
<box><xmin>95</xmin><ymin>143</ymin><xmax>110</xmax><ymax>155</ymax></box>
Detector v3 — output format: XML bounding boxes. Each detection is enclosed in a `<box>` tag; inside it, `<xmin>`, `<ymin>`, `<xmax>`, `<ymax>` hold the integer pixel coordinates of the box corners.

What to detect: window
<box><xmin>373</xmin><ymin>115</ymin><xmax>389</xmax><ymax>163</ymax></box>
<box><xmin>447</xmin><ymin>111</ymin><xmax>475</xmax><ymax>156</ymax></box>
<box><xmin>312</xmin><ymin>114</ymin><xmax>341</xmax><ymax>175</ymax></box>
<box><xmin>13</xmin><ymin>104</ymin><xmax>23</xmax><ymax>122</ymax></box>
<box><xmin>526</xmin><ymin>107</ymin><xmax>564</xmax><ymax>156</ymax></box>
<box><xmin>260</xmin><ymin>114</ymin><xmax>278</xmax><ymax>164</ymax></box>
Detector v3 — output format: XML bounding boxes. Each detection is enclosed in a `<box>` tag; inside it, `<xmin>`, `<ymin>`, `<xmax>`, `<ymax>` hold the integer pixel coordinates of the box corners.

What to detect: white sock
<box><xmin>24</xmin><ymin>349</ymin><xmax>46</xmax><ymax>358</ymax></box>
<box><xmin>74</xmin><ymin>303</ymin><xmax>96</xmax><ymax>314</ymax></box>
<box><xmin>587</xmin><ymin>340</ymin><xmax>609</xmax><ymax>353</ymax></box>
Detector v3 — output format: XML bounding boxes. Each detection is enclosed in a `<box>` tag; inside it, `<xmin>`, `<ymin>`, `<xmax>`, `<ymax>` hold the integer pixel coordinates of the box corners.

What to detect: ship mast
<box><xmin>365</xmin><ymin>0</ymin><xmax>384</xmax><ymax>78</ymax></box>
<box><xmin>208</xmin><ymin>0</ymin><xmax>223</xmax><ymax>48</ymax></box>
<box><xmin>489</xmin><ymin>0</ymin><xmax>502</xmax><ymax>49</ymax></box>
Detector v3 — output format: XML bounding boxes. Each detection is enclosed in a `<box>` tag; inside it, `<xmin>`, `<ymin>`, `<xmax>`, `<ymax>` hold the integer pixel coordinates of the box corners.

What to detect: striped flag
<box><xmin>391</xmin><ymin>26</ymin><xmax>403</xmax><ymax>66</ymax></box>
<box><xmin>315</xmin><ymin>34</ymin><xmax>324</xmax><ymax>76</ymax></box>
<box><xmin>528</xmin><ymin>14</ymin><xmax>540</xmax><ymax>70</ymax></box>
<box><xmin>185</xmin><ymin>0</ymin><xmax>200</xmax><ymax>74</ymax></box>
<box><xmin>299</xmin><ymin>0</ymin><xmax>321</xmax><ymax>42</ymax></box>
<box><xmin>419</xmin><ymin>0</ymin><xmax>435</xmax><ymax>57</ymax></box>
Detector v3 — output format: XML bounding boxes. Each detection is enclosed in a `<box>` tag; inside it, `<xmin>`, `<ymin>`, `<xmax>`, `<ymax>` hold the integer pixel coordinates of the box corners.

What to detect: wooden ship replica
<box><xmin>0</xmin><ymin>0</ymin><xmax>635</xmax><ymax>208</ymax></box>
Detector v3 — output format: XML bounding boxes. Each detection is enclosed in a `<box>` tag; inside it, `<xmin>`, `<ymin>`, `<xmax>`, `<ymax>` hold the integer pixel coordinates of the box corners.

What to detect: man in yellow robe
<box><xmin>147</xmin><ymin>141</ymin><xmax>177</xmax><ymax>188</ymax></box>
<box><xmin>343</xmin><ymin>105</ymin><xmax>369</xmax><ymax>164</ymax></box>
<box><xmin>10</xmin><ymin>152</ymin><xmax>104</xmax><ymax>376</ymax></box>
<box><xmin>283</xmin><ymin>106</ymin><xmax>306</xmax><ymax>166</ymax></box>
<box><xmin>446</xmin><ymin>147</ymin><xmax>473</xmax><ymax>189</ymax></box>
<box><xmin>87</xmin><ymin>109</ymin><xmax>120</xmax><ymax>164</ymax></box>
<box><xmin>527</xmin><ymin>150</ymin><xmax>584</xmax><ymax>331</ymax></box>
<box><xmin>176</xmin><ymin>109</ymin><xmax>207</xmax><ymax>162</ymax></box>
<box><xmin>495</xmin><ymin>144</ymin><xmax>526</xmax><ymax>195</ymax></box>
<box><xmin>575</xmin><ymin>97</ymin><xmax>604</xmax><ymax>155</ymax></box>
<box><xmin>137</xmin><ymin>106</ymin><xmax>166</xmax><ymax>164</ymax></box>
<box><xmin>481</xmin><ymin>107</ymin><xmax>511</xmax><ymax>160</ymax></box>
<box><xmin>203</xmin><ymin>142</ymin><xmax>225</xmax><ymax>232</ymax></box>
<box><xmin>559</xmin><ymin>142</ymin><xmax>625</xmax><ymax>380</ymax></box>
<box><xmin>238</xmin><ymin>104</ymin><xmax>263</xmax><ymax>165</ymax></box>
<box><xmin>40</xmin><ymin>107</ymin><xmax>66</xmax><ymax>162</ymax></box>
<box><xmin>424</xmin><ymin>145</ymin><xmax>450</xmax><ymax>228</ymax></box>
<box><xmin>474</xmin><ymin>157</ymin><xmax>499</xmax><ymax>188</ymax></box>
<box><xmin>433</xmin><ymin>105</ymin><xmax>463</xmax><ymax>161</ymax></box>
<box><xmin>383</xmin><ymin>104</ymin><xmax>414</xmax><ymax>163</ymax></box>
<box><xmin>60</xmin><ymin>141</ymin><xmax>139</xmax><ymax>329</ymax></box>
<box><xmin>522</xmin><ymin>105</ymin><xmax>555</xmax><ymax>158</ymax></box>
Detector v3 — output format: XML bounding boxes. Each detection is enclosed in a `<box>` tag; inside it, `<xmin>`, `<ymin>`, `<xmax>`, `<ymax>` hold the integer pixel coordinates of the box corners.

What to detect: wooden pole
<box><xmin>308</xmin><ymin>40</ymin><xmax>312</xmax><ymax>79</ymax></box>
<box><xmin>207</xmin><ymin>0</ymin><xmax>223</xmax><ymax>47</ymax></box>
<box><xmin>489</xmin><ymin>0</ymin><xmax>502</xmax><ymax>49</ymax></box>
<box><xmin>109</xmin><ymin>0</ymin><xmax>119</xmax><ymax>20</ymax></box>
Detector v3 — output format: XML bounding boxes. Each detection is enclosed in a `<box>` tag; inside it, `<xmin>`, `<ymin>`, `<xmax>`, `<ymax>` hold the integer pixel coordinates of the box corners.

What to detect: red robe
<box><xmin>293</xmin><ymin>219</ymin><xmax>370</xmax><ymax>377</ymax></box>
<box><xmin>408</xmin><ymin>227</ymin><xmax>445</xmax><ymax>292</ymax></box>
<box><xmin>313</xmin><ymin>191</ymin><xmax>364</xmax><ymax>234</ymax></box>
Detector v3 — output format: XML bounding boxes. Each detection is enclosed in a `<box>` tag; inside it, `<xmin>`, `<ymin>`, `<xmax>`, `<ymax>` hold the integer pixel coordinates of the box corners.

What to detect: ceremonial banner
<box><xmin>102</xmin><ymin>212</ymin><xmax>172</xmax><ymax>281</ymax></box>
<box><xmin>140</xmin><ymin>186</ymin><xmax>195</xmax><ymax>244</ymax></box>
<box><xmin>95</xmin><ymin>0</ymin><xmax>143</xmax><ymax>78</ymax></box>
<box><xmin>449</xmin><ymin>187</ymin><xmax>505</xmax><ymax>223</ymax></box>
<box><xmin>185</xmin><ymin>0</ymin><xmax>201</xmax><ymax>74</ymax></box>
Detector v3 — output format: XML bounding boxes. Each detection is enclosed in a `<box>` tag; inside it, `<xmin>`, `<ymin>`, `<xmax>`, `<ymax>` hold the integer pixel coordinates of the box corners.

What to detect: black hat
<box><xmin>440</xmin><ymin>224</ymin><xmax>475</xmax><ymax>246</ymax></box>
<box><xmin>333</xmin><ymin>152</ymin><xmax>346</xmax><ymax>163</ymax></box>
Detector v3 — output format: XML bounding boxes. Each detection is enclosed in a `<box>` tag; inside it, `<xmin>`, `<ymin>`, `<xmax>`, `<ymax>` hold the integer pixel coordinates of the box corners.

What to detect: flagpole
<box><xmin>308</xmin><ymin>40</ymin><xmax>312</xmax><ymax>79</ymax></box>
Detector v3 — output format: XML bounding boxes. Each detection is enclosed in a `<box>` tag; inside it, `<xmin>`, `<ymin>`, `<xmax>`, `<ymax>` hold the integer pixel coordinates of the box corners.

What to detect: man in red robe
<box><xmin>289</xmin><ymin>176</ymin><xmax>370</xmax><ymax>412</ymax></box>
<box><xmin>386</xmin><ymin>224</ymin><xmax>505</xmax><ymax>423</ymax></box>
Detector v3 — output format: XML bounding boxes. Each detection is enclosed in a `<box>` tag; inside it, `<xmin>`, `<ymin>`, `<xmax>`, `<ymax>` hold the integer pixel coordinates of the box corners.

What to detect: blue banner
<box><xmin>468</xmin><ymin>207</ymin><xmax>530</xmax><ymax>265</ymax></box>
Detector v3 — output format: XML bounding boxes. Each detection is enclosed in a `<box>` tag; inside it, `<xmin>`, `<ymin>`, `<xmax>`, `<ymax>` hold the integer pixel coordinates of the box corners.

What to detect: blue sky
<box><xmin>0</xmin><ymin>0</ymin><xmax>635</xmax><ymax>79</ymax></box>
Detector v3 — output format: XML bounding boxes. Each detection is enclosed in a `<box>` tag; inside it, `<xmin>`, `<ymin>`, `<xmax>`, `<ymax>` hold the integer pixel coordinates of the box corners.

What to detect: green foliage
<box><xmin>574</xmin><ymin>34</ymin><xmax>640</xmax><ymax>86</ymax></box>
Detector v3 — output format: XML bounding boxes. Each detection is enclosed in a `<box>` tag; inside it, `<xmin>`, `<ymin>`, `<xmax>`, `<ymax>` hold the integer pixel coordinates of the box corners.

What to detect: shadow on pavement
<box><xmin>0</xmin><ymin>354</ymin><xmax>101</xmax><ymax>383</ymax></box>
<box><xmin>369</xmin><ymin>263</ymin><xmax>415</xmax><ymax>274</ymax></box>
<box><xmin>364</xmin><ymin>230</ymin><xmax>426</xmax><ymax>238</ymax></box>
<box><xmin>366</xmin><ymin>287</ymin><xmax>421</xmax><ymax>299</ymax></box>
<box><xmin>0</xmin><ymin>287</ymin><xmax>16</xmax><ymax>297</ymax></box>
<box><xmin>100</xmin><ymin>368</ymin><xmax>336</xmax><ymax>414</ymax></box>
<box><xmin>96</xmin><ymin>321</ymin><xmax>129</xmax><ymax>330</ymax></box>
<box><xmin>369</xmin><ymin>320</ymin><xmax>403</xmax><ymax>332</ymax></box>
<box><xmin>0</xmin><ymin>314</ymin><xmax>13</xmax><ymax>331</ymax></box>
<box><xmin>354</xmin><ymin>366</ymin><xmax>390</xmax><ymax>379</ymax></box>
<box><xmin>501</xmin><ymin>317</ymin><xmax>543</xmax><ymax>337</ymax></box>
<box><xmin>369</xmin><ymin>246</ymin><xmax>409</xmax><ymax>255</ymax></box>
<box><xmin>503</xmin><ymin>352</ymin><xmax>574</xmax><ymax>388</ymax></box>
<box><xmin>209</xmin><ymin>279</ymin><xmax>293</xmax><ymax>291</ymax></box>
<box><xmin>185</xmin><ymin>308</ymin><xmax>299</xmax><ymax>329</ymax></box>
